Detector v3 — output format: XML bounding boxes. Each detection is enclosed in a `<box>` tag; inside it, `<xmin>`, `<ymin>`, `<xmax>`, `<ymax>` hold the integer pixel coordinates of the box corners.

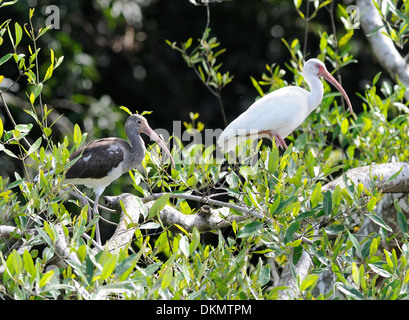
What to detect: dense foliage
<box><xmin>1</xmin><ymin>0</ymin><xmax>409</xmax><ymax>300</ymax></box>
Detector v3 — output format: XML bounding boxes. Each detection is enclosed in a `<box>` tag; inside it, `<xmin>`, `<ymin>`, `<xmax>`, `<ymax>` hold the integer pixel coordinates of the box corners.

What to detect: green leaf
<box><xmin>339</xmin><ymin>30</ymin><xmax>353</xmax><ymax>47</ymax></box>
<box><xmin>23</xmin><ymin>250</ymin><xmax>35</xmax><ymax>278</ymax></box>
<box><xmin>310</xmin><ymin>182</ymin><xmax>322</xmax><ymax>208</ymax></box>
<box><xmin>6</xmin><ymin>178</ymin><xmax>25</xmax><ymax>190</ymax></box>
<box><xmin>39</xmin><ymin>270</ymin><xmax>54</xmax><ymax>288</ymax></box>
<box><xmin>284</xmin><ymin>221</ymin><xmax>300</xmax><ymax>243</ymax></box>
<box><xmin>139</xmin><ymin>222</ymin><xmax>161</xmax><ymax>229</ymax></box>
<box><xmin>323</xmin><ymin>190</ymin><xmax>332</xmax><ymax>215</ymax></box>
<box><xmin>369</xmin><ymin>237</ymin><xmax>380</xmax><ymax>258</ymax></box>
<box><xmin>35</xmin><ymin>225</ymin><xmax>54</xmax><ymax>249</ymax></box>
<box><xmin>0</xmin><ymin>53</ymin><xmax>12</xmax><ymax>66</ymax></box>
<box><xmin>268</xmin><ymin>147</ymin><xmax>279</xmax><ymax>172</ymax></box>
<box><xmin>335</xmin><ymin>283</ymin><xmax>364</xmax><ymax>300</ymax></box>
<box><xmin>237</xmin><ymin>221</ymin><xmax>263</xmax><ymax>238</ymax></box>
<box><xmin>43</xmin><ymin>221</ymin><xmax>57</xmax><ymax>242</ymax></box>
<box><xmin>351</xmin><ymin>263</ymin><xmax>360</xmax><ymax>288</ymax></box>
<box><xmin>332</xmin><ymin>185</ymin><xmax>341</xmax><ymax>206</ymax></box>
<box><xmin>33</xmin><ymin>83</ymin><xmax>43</xmax><ymax>99</ymax></box>
<box><xmin>43</xmin><ymin>64</ymin><xmax>53</xmax><ymax>82</ymax></box>
<box><xmin>250</xmin><ymin>76</ymin><xmax>264</xmax><ymax>97</ymax></box>
<box><xmin>161</xmin><ymin>265</ymin><xmax>173</xmax><ymax>290</ymax></box>
<box><xmin>366</xmin><ymin>213</ymin><xmax>392</xmax><ymax>232</ymax></box>
<box><xmin>148</xmin><ymin>193</ymin><xmax>170</xmax><ymax>219</ymax></box>
<box><xmin>73</xmin><ymin>123</ymin><xmax>82</xmax><ymax>147</ymax></box>
<box><xmin>347</xmin><ymin>230</ymin><xmax>362</xmax><ymax>258</ymax></box>
<box><xmin>189</xmin><ymin>227</ymin><xmax>200</xmax><ymax>255</ymax></box>
<box><xmin>0</xmin><ymin>0</ymin><xmax>18</xmax><ymax>8</ymax></box>
<box><xmin>0</xmin><ymin>144</ymin><xmax>19</xmax><ymax>159</ymax></box>
<box><xmin>26</xmin><ymin>137</ymin><xmax>41</xmax><ymax>157</ymax></box>
<box><xmin>7</xmin><ymin>250</ymin><xmax>22</xmax><ymax>276</ymax></box>
<box><xmin>366</xmin><ymin>197</ymin><xmax>377</xmax><ymax>211</ymax></box>
<box><xmin>386</xmin><ymin>166</ymin><xmax>403</xmax><ymax>183</ymax></box>
<box><xmin>397</xmin><ymin>210</ymin><xmax>408</xmax><ymax>234</ymax></box>
<box><xmin>294</xmin><ymin>0</ymin><xmax>303</xmax><ymax>9</ymax></box>
<box><xmin>368</xmin><ymin>263</ymin><xmax>392</xmax><ymax>278</ymax></box>
<box><xmin>55</xmin><ymin>55</ymin><xmax>64</xmax><ymax>69</ymax></box>
<box><xmin>116</xmin><ymin>254</ymin><xmax>140</xmax><ymax>282</ymax></box>
<box><xmin>184</xmin><ymin>37</ymin><xmax>192</xmax><ymax>50</ymax></box>
<box><xmin>100</xmin><ymin>253</ymin><xmax>118</xmax><ymax>281</ymax></box>
<box><xmin>341</xmin><ymin>118</ymin><xmax>349</xmax><ymax>135</ymax></box>
<box><xmin>14</xmin><ymin>22</ymin><xmax>22</xmax><ymax>46</ymax></box>
<box><xmin>300</xmin><ymin>274</ymin><xmax>319</xmax><ymax>292</ymax></box>
<box><xmin>15</xmin><ymin>123</ymin><xmax>33</xmax><ymax>133</ymax></box>
<box><xmin>226</xmin><ymin>171</ymin><xmax>239</xmax><ymax>188</ymax></box>
<box><xmin>372</xmin><ymin>71</ymin><xmax>382</xmax><ymax>85</ymax></box>
<box><xmin>179</xmin><ymin>235</ymin><xmax>190</xmax><ymax>258</ymax></box>
<box><xmin>119</xmin><ymin>105</ymin><xmax>132</xmax><ymax>115</ymax></box>
<box><xmin>257</xmin><ymin>266</ymin><xmax>271</xmax><ymax>286</ymax></box>
<box><xmin>0</xmin><ymin>116</ymin><xmax>3</xmax><ymax>140</ymax></box>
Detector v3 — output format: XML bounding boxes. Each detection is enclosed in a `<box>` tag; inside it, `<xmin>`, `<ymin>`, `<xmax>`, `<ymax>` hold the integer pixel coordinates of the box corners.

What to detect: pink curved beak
<box><xmin>320</xmin><ymin>69</ymin><xmax>353</xmax><ymax>114</ymax></box>
<box><xmin>142</xmin><ymin>125</ymin><xmax>175</xmax><ymax>168</ymax></box>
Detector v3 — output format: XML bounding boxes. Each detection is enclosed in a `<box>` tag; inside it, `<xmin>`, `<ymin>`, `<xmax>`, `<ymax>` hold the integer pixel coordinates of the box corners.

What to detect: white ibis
<box><xmin>217</xmin><ymin>58</ymin><xmax>353</xmax><ymax>151</ymax></box>
<box><xmin>64</xmin><ymin>114</ymin><xmax>174</xmax><ymax>244</ymax></box>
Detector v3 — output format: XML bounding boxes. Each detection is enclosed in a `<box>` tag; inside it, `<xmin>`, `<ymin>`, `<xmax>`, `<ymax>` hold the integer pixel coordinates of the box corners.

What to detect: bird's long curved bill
<box><xmin>143</xmin><ymin>126</ymin><xmax>175</xmax><ymax>168</ymax></box>
<box><xmin>321</xmin><ymin>70</ymin><xmax>353</xmax><ymax>114</ymax></box>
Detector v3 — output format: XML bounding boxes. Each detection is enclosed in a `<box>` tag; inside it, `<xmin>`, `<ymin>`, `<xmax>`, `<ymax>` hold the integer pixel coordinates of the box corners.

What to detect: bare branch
<box><xmin>277</xmin><ymin>250</ymin><xmax>312</xmax><ymax>300</ymax></box>
<box><xmin>53</xmin><ymin>224</ymin><xmax>81</xmax><ymax>267</ymax></box>
<box><xmin>322</xmin><ymin>162</ymin><xmax>409</xmax><ymax>193</ymax></box>
<box><xmin>103</xmin><ymin>193</ymin><xmax>248</xmax><ymax>236</ymax></box>
<box><xmin>104</xmin><ymin>193</ymin><xmax>142</xmax><ymax>252</ymax></box>
<box><xmin>142</xmin><ymin>192</ymin><xmax>273</xmax><ymax>222</ymax></box>
<box><xmin>357</xmin><ymin>0</ymin><xmax>409</xmax><ymax>100</ymax></box>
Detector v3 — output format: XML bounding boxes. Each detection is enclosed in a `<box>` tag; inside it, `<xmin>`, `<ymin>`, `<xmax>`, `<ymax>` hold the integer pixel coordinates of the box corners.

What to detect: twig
<box><xmin>142</xmin><ymin>192</ymin><xmax>273</xmax><ymax>222</ymax></box>
<box><xmin>325</xmin><ymin>1</ymin><xmax>346</xmax><ymax>111</ymax></box>
<box><xmin>0</xmin><ymin>92</ymin><xmax>32</xmax><ymax>150</ymax></box>
<box><xmin>302</xmin><ymin>0</ymin><xmax>310</xmax><ymax>58</ymax></box>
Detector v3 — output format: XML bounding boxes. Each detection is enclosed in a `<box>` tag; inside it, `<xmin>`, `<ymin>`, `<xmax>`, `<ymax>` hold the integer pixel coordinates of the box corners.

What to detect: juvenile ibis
<box><xmin>217</xmin><ymin>58</ymin><xmax>353</xmax><ymax>151</ymax></box>
<box><xmin>65</xmin><ymin>114</ymin><xmax>174</xmax><ymax>244</ymax></box>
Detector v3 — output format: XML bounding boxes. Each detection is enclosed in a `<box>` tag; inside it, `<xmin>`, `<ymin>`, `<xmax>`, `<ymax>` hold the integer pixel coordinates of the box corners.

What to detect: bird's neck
<box><xmin>304</xmin><ymin>73</ymin><xmax>324</xmax><ymax>113</ymax></box>
<box><xmin>127</xmin><ymin>129</ymin><xmax>146</xmax><ymax>165</ymax></box>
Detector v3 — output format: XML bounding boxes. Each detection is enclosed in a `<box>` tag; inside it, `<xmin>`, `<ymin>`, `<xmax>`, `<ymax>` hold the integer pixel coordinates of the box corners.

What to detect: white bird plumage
<box><xmin>217</xmin><ymin>58</ymin><xmax>353</xmax><ymax>151</ymax></box>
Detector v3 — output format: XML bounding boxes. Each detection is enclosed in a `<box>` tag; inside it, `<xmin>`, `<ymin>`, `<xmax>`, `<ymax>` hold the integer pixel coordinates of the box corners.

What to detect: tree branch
<box><xmin>142</xmin><ymin>192</ymin><xmax>273</xmax><ymax>222</ymax></box>
<box><xmin>322</xmin><ymin>161</ymin><xmax>409</xmax><ymax>193</ymax></box>
<box><xmin>357</xmin><ymin>0</ymin><xmax>409</xmax><ymax>100</ymax></box>
<box><xmin>277</xmin><ymin>250</ymin><xmax>312</xmax><ymax>300</ymax></box>
<box><xmin>104</xmin><ymin>193</ymin><xmax>248</xmax><ymax>236</ymax></box>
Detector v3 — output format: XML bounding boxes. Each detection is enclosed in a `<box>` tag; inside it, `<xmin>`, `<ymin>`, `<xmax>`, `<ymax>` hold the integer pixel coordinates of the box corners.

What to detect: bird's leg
<box><xmin>93</xmin><ymin>193</ymin><xmax>102</xmax><ymax>245</ymax></box>
<box><xmin>69</xmin><ymin>190</ymin><xmax>92</xmax><ymax>221</ymax></box>
<box><xmin>269</xmin><ymin>132</ymin><xmax>287</xmax><ymax>150</ymax></box>
<box><xmin>276</xmin><ymin>134</ymin><xmax>288</xmax><ymax>149</ymax></box>
<box><xmin>68</xmin><ymin>188</ymin><xmax>101</xmax><ymax>245</ymax></box>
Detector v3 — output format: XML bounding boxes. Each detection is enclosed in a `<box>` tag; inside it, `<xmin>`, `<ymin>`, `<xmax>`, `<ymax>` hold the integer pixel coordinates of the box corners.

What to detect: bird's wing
<box><xmin>218</xmin><ymin>87</ymin><xmax>309</xmax><ymax>151</ymax></box>
<box><xmin>66</xmin><ymin>138</ymin><xmax>129</xmax><ymax>180</ymax></box>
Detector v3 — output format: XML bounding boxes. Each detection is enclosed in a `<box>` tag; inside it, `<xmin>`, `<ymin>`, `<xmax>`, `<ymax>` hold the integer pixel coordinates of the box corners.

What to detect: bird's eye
<box><xmin>137</xmin><ymin>120</ymin><xmax>142</xmax><ymax>124</ymax></box>
<box><xmin>315</xmin><ymin>64</ymin><xmax>320</xmax><ymax>69</ymax></box>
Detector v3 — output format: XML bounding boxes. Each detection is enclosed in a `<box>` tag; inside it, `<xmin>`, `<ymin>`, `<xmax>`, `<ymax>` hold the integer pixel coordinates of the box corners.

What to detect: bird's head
<box><xmin>303</xmin><ymin>58</ymin><xmax>327</xmax><ymax>77</ymax></box>
<box><xmin>126</xmin><ymin>114</ymin><xmax>175</xmax><ymax>168</ymax></box>
<box><xmin>303</xmin><ymin>58</ymin><xmax>354</xmax><ymax>114</ymax></box>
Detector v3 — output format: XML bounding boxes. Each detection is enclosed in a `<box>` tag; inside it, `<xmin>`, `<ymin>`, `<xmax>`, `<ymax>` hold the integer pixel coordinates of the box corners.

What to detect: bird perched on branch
<box><xmin>53</xmin><ymin>114</ymin><xmax>174</xmax><ymax>244</ymax></box>
<box><xmin>217</xmin><ymin>58</ymin><xmax>353</xmax><ymax>151</ymax></box>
